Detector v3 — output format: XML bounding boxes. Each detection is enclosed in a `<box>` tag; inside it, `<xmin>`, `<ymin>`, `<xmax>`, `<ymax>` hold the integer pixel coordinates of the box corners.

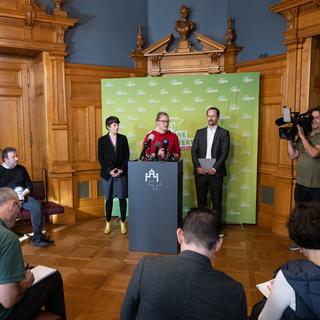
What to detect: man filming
<box><xmin>287</xmin><ymin>106</ymin><xmax>320</xmax><ymax>250</ymax></box>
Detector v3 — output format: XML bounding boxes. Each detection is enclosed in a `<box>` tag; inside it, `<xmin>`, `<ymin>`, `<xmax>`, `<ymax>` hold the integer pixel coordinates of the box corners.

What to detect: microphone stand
<box><xmin>139</xmin><ymin>142</ymin><xmax>148</xmax><ymax>160</ymax></box>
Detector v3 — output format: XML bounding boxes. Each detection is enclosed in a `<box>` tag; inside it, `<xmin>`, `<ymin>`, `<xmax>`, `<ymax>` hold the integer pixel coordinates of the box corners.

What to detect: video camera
<box><xmin>275</xmin><ymin>107</ymin><xmax>313</xmax><ymax>141</ymax></box>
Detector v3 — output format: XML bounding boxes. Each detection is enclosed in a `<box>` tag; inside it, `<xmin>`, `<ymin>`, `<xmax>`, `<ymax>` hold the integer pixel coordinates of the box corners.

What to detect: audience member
<box><xmin>0</xmin><ymin>187</ymin><xmax>66</xmax><ymax>320</ymax></box>
<box><xmin>120</xmin><ymin>207</ymin><xmax>247</xmax><ymax>320</ymax></box>
<box><xmin>251</xmin><ymin>203</ymin><xmax>320</xmax><ymax>319</ymax></box>
<box><xmin>0</xmin><ymin>147</ymin><xmax>51</xmax><ymax>247</ymax></box>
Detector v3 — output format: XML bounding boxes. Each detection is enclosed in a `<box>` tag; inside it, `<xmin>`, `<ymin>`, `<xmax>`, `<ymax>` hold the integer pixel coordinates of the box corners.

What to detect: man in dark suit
<box><xmin>191</xmin><ymin>107</ymin><xmax>230</xmax><ymax>216</ymax></box>
<box><xmin>120</xmin><ymin>208</ymin><xmax>247</xmax><ymax>320</ymax></box>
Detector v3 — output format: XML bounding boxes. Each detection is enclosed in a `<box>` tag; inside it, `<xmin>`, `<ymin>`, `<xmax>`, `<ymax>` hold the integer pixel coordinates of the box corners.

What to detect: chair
<box><xmin>20</xmin><ymin>180</ymin><xmax>64</xmax><ymax>220</ymax></box>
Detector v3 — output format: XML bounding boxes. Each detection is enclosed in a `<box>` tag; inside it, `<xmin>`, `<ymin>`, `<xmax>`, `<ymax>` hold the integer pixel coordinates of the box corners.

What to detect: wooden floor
<box><xmin>20</xmin><ymin>218</ymin><xmax>301</xmax><ymax>319</ymax></box>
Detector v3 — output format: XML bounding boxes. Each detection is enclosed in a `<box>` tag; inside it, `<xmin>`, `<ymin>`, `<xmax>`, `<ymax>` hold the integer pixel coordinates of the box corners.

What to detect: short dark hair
<box><xmin>156</xmin><ymin>112</ymin><xmax>169</xmax><ymax>121</ymax></box>
<box><xmin>288</xmin><ymin>203</ymin><xmax>320</xmax><ymax>249</ymax></box>
<box><xmin>206</xmin><ymin>107</ymin><xmax>220</xmax><ymax>117</ymax></box>
<box><xmin>182</xmin><ymin>208</ymin><xmax>221</xmax><ymax>250</ymax></box>
<box><xmin>105</xmin><ymin>116</ymin><xmax>120</xmax><ymax>128</ymax></box>
<box><xmin>309</xmin><ymin>106</ymin><xmax>320</xmax><ymax>114</ymax></box>
<box><xmin>1</xmin><ymin>147</ymin><xmax>17</xmax><ymax>161</ymax></box>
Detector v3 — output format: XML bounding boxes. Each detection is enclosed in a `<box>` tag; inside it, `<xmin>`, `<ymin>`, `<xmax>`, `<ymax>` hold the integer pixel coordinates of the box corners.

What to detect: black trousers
<box><xmin>105</xmin><ymin>198</ymin><xmax>127</xmax><ymax>222</ymax></box>
<box><xmin>195</xmin><ymin>174</ymin><xmax>223</xmax><ymax>215</ymax></box>
<box><xmin>294</xmin><ymin>183</ymin><xmax>320</xmax><ymax>203</ymax></box>
<box><xmin>7</xmin><ymin>271</ymin><xmax>66</xmax><ymax>320</ymax></box>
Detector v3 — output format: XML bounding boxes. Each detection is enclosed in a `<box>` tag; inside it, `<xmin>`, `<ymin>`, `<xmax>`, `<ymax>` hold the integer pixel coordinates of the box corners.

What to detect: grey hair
<box><xmin>0</xmin><ymin>188</ymin><xmax>18</xmax><ymax>206</ymax></box>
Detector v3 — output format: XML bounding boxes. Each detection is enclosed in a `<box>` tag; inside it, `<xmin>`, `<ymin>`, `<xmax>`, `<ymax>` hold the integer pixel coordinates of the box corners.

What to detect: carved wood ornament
<box><xmin>130</xmin><ymin>6</ymin><xmax>242</xmax><ymax>76</ymax></box>
<box><xmin>0</xmin><ymin>0</ymin><xmax>76</xmax><ymax>55</ymax></box>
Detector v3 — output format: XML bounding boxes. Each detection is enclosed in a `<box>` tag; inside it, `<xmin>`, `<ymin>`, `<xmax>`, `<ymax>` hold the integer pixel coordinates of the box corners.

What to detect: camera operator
<box><xmin>287</xmin><ymin>106</ymin><xmax>320</xmax><ymax>250</ymax></box>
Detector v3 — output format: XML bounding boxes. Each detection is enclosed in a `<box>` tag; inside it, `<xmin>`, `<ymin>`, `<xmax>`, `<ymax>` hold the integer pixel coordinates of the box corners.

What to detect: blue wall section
<box><xmin>39</xmin><ymin>0</ymin><xmax>286</xmax><ymax>67</ymax></box>
<box><xmin>62</xmin><ymin>0</ymin><xmax>148</xmax><ymax>67</ymax></box>
<box><xmin>227</xmin><ymin>0</ymin><xmax>286</xmax><ymax>62</ymax></box>
<box><xmin>148</xmin><ymin>0</ymin><xmax>227</xmax><ymax>48</ymax></box>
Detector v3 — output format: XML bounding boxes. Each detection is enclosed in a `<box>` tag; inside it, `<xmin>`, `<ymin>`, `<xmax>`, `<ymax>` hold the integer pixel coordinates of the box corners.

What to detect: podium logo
<box><xmin>145</xmin><ymin>169</ymin><xmax>162</xmax><ymax>190</ymax></box>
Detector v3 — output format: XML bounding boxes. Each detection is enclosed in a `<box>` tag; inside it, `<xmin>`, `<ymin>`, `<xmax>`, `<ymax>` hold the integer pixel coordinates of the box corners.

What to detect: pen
<box><xmin>25</xmin><ymin>263</ymin><xmax>29</xmax><ymax>270</ymax></box>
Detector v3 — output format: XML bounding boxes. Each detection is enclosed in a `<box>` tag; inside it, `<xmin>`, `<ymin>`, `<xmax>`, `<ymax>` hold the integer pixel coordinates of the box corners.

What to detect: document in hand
<box><xmin>256</xmin><ymin>279</ymin><xmax>273</xmax><ymax>298</ymax></box>
<box><xmin>31</xmin><ymin>265</ymin><xmax>57</xmax><ymax>286</ymax></box>
<box><xmin>198</xmin><ymin>158</ymin><xmax>216</xmax><ymax>172</ymax></box>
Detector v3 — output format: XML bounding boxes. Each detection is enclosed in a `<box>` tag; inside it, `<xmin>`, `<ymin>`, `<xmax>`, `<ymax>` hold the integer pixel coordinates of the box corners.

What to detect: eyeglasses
<box><xmin>158</xmin><ymin>120</ymin><xmax>170</xmax><ymax>124</ymax></box>
<box><xmin>14</xmin><ymin>201</ymin><xmax>22</xmax><ymax>220</ymax></box>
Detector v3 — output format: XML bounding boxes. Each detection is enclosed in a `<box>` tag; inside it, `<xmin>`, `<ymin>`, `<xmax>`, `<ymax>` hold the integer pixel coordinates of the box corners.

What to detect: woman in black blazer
<box><xmin>98</xmin><ymin>116</ymin><xmax>130</xmax><ymax>234</ymax></box>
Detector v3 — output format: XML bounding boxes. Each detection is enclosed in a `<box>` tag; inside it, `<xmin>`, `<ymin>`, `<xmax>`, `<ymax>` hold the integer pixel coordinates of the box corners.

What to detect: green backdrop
<box><xmin>101</xmin><ymin>73</ymin><xmax>259</xmax><ymax>223</ymax></box>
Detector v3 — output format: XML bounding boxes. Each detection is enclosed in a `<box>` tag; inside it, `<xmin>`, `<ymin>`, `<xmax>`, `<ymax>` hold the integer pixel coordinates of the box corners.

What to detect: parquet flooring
<box><xmin>20</xmin><ymin>218</ymin><xmax>301</xmax><ymax>319</ymax></box>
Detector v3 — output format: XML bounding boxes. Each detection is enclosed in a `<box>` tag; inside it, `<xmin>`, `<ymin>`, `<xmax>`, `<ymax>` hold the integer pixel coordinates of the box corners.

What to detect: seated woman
<box><xmin>257</xmin><ymin>203</ymin><xmax>320</xmax><ymax>319</ymax></box>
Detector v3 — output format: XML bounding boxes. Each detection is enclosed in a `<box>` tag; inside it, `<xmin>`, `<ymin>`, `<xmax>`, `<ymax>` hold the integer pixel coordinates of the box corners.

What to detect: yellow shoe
<box><xmin>104</xmin><ymin>221</ymin><xmax>111</xmax><ymax>234</ymax></box>
<box><xmin>120</xmin><ymin>221</ymin><xmax>127</xmax><ymax>234</ymax></box>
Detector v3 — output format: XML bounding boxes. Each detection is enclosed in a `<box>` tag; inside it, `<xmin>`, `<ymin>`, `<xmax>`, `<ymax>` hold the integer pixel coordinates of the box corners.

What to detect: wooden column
<box><xmin>43</xmin><ymin>51</ymin><xmax>75</xmax><ymax>224</ymax></box>
<box><xmin>224</xmin><ymin>43</ymin><xmax>242</xmax><ymax>73</ymax></box>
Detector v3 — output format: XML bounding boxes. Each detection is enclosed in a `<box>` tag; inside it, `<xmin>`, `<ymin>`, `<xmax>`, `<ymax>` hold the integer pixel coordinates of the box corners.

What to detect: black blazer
<box><xmin>191</xmin><ymin>126</ymin><xmax>230</xmax><ymax>177</ymax></box>
<box><xmin>120</xmin><ymin>250</ymin><xmax>247</xmax><ymax>320</ymax></box>
<box><xmin>98</xmin><ymin>133</ymin><xmax>130</xmax><ymax>181</ymax></box>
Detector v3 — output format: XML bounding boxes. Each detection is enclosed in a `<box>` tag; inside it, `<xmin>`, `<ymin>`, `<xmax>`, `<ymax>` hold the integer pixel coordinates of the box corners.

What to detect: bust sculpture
<box><xmin>175</xmin><ymin>5</ymin><xmax>194</xmax><ymax>40</ymax></box>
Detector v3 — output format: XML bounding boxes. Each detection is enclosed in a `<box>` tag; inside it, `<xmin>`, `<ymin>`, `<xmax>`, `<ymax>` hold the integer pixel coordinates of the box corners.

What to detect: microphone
<box><xmin>163</xmin><ymin>139</ymin><xmax>169</xmax><ymax>159</ymax></box>
<box><xmin>154</xmin><ymin>141</ymin><xmax>161</xmax><ymax>160</ymax></box>
<box><xmin>139</xmin><ymin>133</ymin><xmax>155</xmax><ymax>160</ymax></box>
<box><xmin>147</xmin><ymin>133</ymin><xmax>155</xmax><ymax>146</ymax></box>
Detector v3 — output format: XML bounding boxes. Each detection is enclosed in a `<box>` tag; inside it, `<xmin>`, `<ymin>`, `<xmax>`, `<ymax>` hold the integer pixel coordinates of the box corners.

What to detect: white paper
<box><xmin>31</xmin><ymin>265</ymin><xmax>57</xmax><ymax>286</ymax></box>
<box><xmin>256</xmin><ymin>279</ymin><xmax>273</xmax><ymax>298</ymax></box>
<box><xmin>198</xmin><ymin>158</ymin><xmax>216</xmax><ymax>172</ymax></box>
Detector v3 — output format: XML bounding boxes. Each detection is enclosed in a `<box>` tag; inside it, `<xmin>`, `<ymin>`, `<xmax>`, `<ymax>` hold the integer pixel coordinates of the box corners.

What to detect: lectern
<box><xmin>128</xmin><ymin>160</ymin><xmax>183</xmax><ymax>254</ymax></box>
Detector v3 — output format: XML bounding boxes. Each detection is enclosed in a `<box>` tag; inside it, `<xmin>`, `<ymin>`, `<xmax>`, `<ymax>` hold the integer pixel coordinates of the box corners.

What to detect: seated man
<box><xmin>0</xmin><ymin>187</ymin><xmax>66</xmax><ymax>320</ymax></box>
<box><xmin>120</xmin><ymin>208</ymin><xmax>247</xmax><ymax>320</ymax></box>
<box><xmin>0</xmin><ymin>147</ymin><xmax>50</xmax><ymax>247</ymax></box>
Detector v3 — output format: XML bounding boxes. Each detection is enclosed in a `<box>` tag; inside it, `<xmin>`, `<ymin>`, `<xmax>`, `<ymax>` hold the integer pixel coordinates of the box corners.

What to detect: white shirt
<box><xmin>206</xmin><ymin>125</ymin><xmax>217</xmax><ymax>159</ymax></box>
<box><xmin>258</xmin><ymin>270</ymin><xmax>296</xmax><ymax>320</ymax></box>
<box><xmin>2</xmin><ymin>162</ymin><xmax>10</xmax><ymax>169</ymax></box>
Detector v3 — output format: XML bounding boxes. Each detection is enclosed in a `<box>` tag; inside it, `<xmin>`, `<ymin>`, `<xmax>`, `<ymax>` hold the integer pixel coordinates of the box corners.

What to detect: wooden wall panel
<box><xmin>259</xmin><ymin>103</ymin><xmax>280</xmax><ymax>170</ymax></box>
<box><xmin>71</xmin><ymin>106</ymin><xmax>91</xmax><ymax>162</ymax></box>
<box><xmin>65</xmin><ymin>63</ymin><xmax>145</xmax><ymax>219</ymax></box>
<box><xmin>0</xmin><ymin>57</ymin><xmax>32</xmax><ymax>172</ymax></box>
<box><xmin>236</xmin><ymin>54</ymin><xmax>291</xmax><ymax>235</ymax></box>
<box><xmin>29</xmin><ymin>55</ymin><xmax>48</xmax><ymax>180</ymax></box>
<box><xmin>0</xmin><ymin>1</ymin><xmax>19</xmax><ymax>10</ymax></box>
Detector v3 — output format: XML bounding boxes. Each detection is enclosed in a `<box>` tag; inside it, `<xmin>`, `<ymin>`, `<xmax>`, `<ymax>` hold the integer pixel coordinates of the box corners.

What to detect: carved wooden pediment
<box><xmin>143</xmin><ymin>32</ymin><xmax>226</xmax><ymax>76</ymax></box>
<box><xmin>143</xmin><ymin>34</ymin><xmax>174</xmax><ymax>56</ymax></box>
<box><xmin>133</xmin><ymin>6</ymin><xmax>241</xmax><ymax>76</ymax></box>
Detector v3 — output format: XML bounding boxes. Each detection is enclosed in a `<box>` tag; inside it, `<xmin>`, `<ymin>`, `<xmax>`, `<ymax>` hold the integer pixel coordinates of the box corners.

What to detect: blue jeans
<box><xmin>22</xmin><ymin>196</ymin><xmax>43</xmax><ymax>241</ymax></box>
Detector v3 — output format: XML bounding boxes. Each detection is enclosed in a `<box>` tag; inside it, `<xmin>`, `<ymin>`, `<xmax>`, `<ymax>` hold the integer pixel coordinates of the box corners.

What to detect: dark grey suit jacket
<box><xmin>120</xmin><ymin>250</ymin><xmax>247</xmax><ymax>320</ymax></box>
<box><xmin>191</xmin><ymin>126</ymin><xmax>230</xmax><ymax>177</ymax></box>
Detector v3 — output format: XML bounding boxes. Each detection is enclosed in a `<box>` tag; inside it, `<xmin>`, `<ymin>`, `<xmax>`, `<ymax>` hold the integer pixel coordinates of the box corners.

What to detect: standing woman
<box><xmin>98</xmin><ymin>116</ymin><xmax>130</xmax><ymax>234</ymax></box>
